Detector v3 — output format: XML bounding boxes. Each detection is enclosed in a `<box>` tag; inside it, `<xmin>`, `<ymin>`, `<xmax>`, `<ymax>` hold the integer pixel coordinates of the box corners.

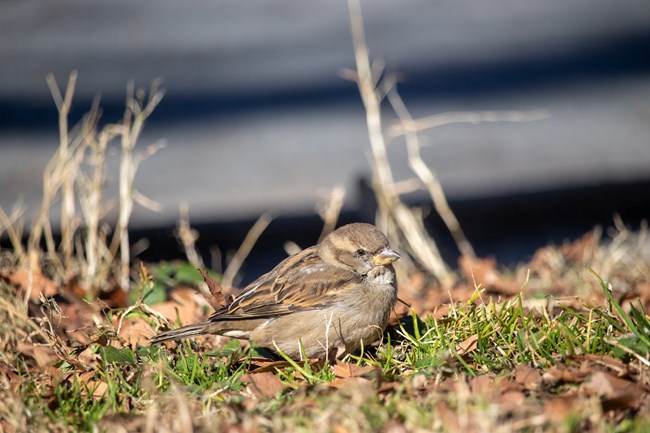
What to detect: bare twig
<box><xmin>387</xmin><ymin>87</ymin><xmax>475</xmax><ymax>258</ymax></box>
<box><xmin>222</xmin><ymin>212</ymin><xmax>273</xmax><ymax>289</ymax></box>
<box><xmin>0</xmin><ymin>206</ymin><xmax>26</xmax><ymax>265</ymax></box>
<box><xmin>347</xmin><ymin>0</ymin><xmax>453</xmax><ymax>285</ymax></box>
<box><xmin>317</xmin><ymin>186</ymin><xmax>346</xmax><ymax>242</ymax></box>
<box><xmin>46</xmin><ymin>72</ymin><xmax>79</xmax><ymax>276</ymax></box>
<box><xmin>175</xmin><ymin>203</ymin><xmax>203</xmax><ymax>269</ymax></box>
<box><xmin>387</xmin><ymin>109</ymin><xmax>549</xmax><ymax>138</ymax></box>
<box><xmin>111</xmin><ymin>81</ymin><xmax>165</xmax><ymax>289</ymax></box>
<box><xmin>28</xmin><ymin>76</ymin><xmax>89</xmax><ymax>279</ymax></box>
<box><xmin>77</xmin><ymin>99</ymin><xmax>110</xmax><ymax>289</ymax></box>
<box><xmin>283</xmin><ymin>241</ymin><xmax>302</xmax><ymax>257</ymax></box>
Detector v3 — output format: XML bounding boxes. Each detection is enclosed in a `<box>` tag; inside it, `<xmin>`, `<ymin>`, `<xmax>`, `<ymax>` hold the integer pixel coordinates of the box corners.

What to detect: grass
<box><xmin>2</xmin><ymin>264</ymin><xmax>649</xmax><ymax>432</ymax></box>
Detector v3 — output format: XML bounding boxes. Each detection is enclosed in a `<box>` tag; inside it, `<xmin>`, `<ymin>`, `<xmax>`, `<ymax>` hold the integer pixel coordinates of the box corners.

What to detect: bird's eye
<box><xmin>354</xmin><ymin>248</ymin><xmax>367</xmax><ymax>257</ymax></box>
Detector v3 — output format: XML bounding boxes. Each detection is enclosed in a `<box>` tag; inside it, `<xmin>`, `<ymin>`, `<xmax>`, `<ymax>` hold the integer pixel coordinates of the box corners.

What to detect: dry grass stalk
<box><xmin>386</xmin><ymin>91</ymin><xmax>548</xmax><ymax>259</ymax></box>
<box><xmin>175</xmin><ymin>203</ymin><xmax>214</xmax><ymax>299</ymax></box>
<box><xmin>347</xmin><ymin>0</ymin><xmax>453</xmax><ymax>285</ymax></box>
<box><xmin>222</xmin><ymin>212</ymin><xmax>274</xmax><ymax>289</ymax></box>
<box><xmin>387</xmin><ymin>109</ymin><xmax>548</xmax><ymax>137</ymax></box>
<box><xmin>46</xmin><ymin>72</ymin><xmax>78</xmax><ymax>276</ymax></box>
<box><xmin>78</xmin><ymin>120</ymin><xmax>112</xmax><ymax>288</ymax></box>
<box><xmin>0</xmin><ymin>205</ymin><xmax>26</xmax><ymax>266</ymax></box>
<box><xmin>386</xmin><ymin>88</ymin><xmax>476</xmax><ymax>258</ymax></box>
<box><xmin>317</xmin><ymin>186</ymin><xmax>346</xmax><ymax>242</ymax></box>
<box><xmin>175</xmin><ymin>203</ymin><xmax>204</xmax><ymax>269</ymax></box>
<box><xmin>595</xmin><ymin>216</ymin><xmax>649</xmax><ymax>282</ymax></box>
<box><xmin>348</xmin><ymin>1</ymin><xmax>550</xmax><ymax>282</ymax></box>
<box><xmin>110</xmin><ymin>80</ymin><xmax>165</xmax><ymax>289</ymax></box>
<box><xmin>28</xmin><ymin>73</ymin><xmax>89</xmax><ymax>280</ymax></box>
<box><xmin>1</xmin><ymin>75</ymin><xmax>164</xmax><ymax>294</ymax></box>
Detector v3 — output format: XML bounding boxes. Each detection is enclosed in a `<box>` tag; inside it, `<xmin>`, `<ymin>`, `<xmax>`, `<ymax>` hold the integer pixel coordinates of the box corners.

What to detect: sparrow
<box><xmin>150</xmin><ymin>222</ymin><xmax>400</xmax><ymax>360</ymax></box>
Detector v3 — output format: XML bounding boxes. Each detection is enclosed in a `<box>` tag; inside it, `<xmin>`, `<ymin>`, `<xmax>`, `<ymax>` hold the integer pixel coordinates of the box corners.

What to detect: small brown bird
<box><xmin>150</xmin><ymin>223</ymin><xmax>400</xmax><ymax>360</ymax></box>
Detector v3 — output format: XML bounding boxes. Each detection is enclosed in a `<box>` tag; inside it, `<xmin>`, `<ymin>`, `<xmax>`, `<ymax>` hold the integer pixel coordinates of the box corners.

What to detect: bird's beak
<box><xmin>371</xmin><ymin>248</ymin><xmax>401</xmax><ymax>266</ymax></box>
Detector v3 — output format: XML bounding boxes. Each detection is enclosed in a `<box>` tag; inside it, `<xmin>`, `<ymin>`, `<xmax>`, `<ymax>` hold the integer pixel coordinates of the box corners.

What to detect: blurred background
<box><xmin>2</xmin><ymin>0</ymin><xmax>650</xmax><ymax>280</ymax></box>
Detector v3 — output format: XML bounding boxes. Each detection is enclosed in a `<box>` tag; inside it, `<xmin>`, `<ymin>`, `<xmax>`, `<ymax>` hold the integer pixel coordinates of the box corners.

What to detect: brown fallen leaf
<box><xmin>582</xmin><ymin>354</ymin><xmax>629</xmax><ymax>377</ymax></box>
<box><xmin>97</xmin><ymin>283</ymin><xmax>128</xmax><ymax>309</ymax></box>
<box><xmin>542</xmin><ymin>365</ymin><xmax>589</xmax><ymax>386</ymax></box>
<box><xmin>560</xmin><ymin>230</ymin><xmax>598</xmax><ymax>264</ymax></box>
<box><xmin>77</xmin><ymin>371</ymin><xmax>110</xmax><ymax>399</ymax></box>
<box><xmin>332</xmin><ymin>362</ymin><xmax>376</xmax><ymax>379</ymax></box>
<box><xmin>241</xmin><ymin>371</ymin><xmax>283</xmax><ymax>399</ymax></box>
<box><xmin>514</xmin><ymin>364</ymin><xmax>542</xmax><ymax>390</ymax></box>
<box><xmin>580</xmin><ymin>371</ymin><xmax>646</xmax><ymax>411</ymax></box>
<box><xmin>458</xmin><ymin>256</ymin><xmax>520</xmax><ymax>295</ymax></box>
<box><xmin>499</xmin><ymin>389</ymin><xmax>526</xmax><ymax>408</ymax></box>
<box><xmin>151</xmin><ymin>288</ymin><xmax>202</xmax><ymax>324</ymax></box>
<box><xmin>1</xmin><ymin>267</ymin><xmax>58</xmax><ymax>301</ymax></box>
<box><xmin>198</xmin><ymin>268</ymin><xmax>228</xmax><ymax>310</ymax></box>
<box><xmin>249</xmin><ymin>359</ymin><xmax>292</xmax><ymax>373</ymax></box>
<box><xmin>456</xmin><ymin>334</ymin><xmax>479</xmax><ymax>356</ymax></box>
<box><xmin>435</xmin><ymin>401</ymin><xmax>461</xmax><ymax>432</ymax></box>
<box><xmin>328</xmin><ymin>376</ymin><xmax>373</xmax><ymax>390</ymax></box>
<box><xmin>496</xmin><ymin>377</ymin><xmax>522</xmax><ymax>395</ymax></box>
<box><xmin>119</xmin><ymin>315</ymin><xmax>159</xmax><ymax>348</ymax></box>
<box><xmin>16</xmin><ymin>342</ymin><xmax>55</xmax><ymax>368</ymax></box>
<box><xmin>543</xmin><ymin>397</ymin><xmax>576</xmax><ymax>422</ymax></box>
<box><xmin>470</xmin><ymin>375</ymin><xmax>498</xmax><ymax>398</ymax></box>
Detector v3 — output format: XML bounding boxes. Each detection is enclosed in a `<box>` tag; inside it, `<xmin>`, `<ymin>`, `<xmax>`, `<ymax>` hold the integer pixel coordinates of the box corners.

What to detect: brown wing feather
<box><xmin>207</xmin><ymin>246</ymin><xmax>360</xmax><ymax>321</ymax></box>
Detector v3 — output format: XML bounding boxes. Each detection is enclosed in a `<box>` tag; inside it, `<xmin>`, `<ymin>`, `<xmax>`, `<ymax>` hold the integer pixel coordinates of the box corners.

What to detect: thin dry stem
<box><xmin>77</xmin><ymin>100</ymin><xmax>110</xmax><ymax>289</ymax></box>
<box><xmin>0</xmin><ymin>206</ymin><xmax>26</xmax><ymax>265</ymax></box>
<box><xmin>176</xmin><ymin>203</ymin><xmax>203</xmax><ymax>269</ymax></box>
<box><xmin>348</xmin><ymin>0</ymin><xmax>453</xmax><ymax>285</ymax></box>
<box><xmin>387</xmin><ymin>109</ymin><xmax>549</xmax><ymax>138</ymax></box>
<box><xmin>46</xmin><ymin>72</ymin><xmax>78</xmax><ymax>276</ymax></box>
<box><xmin>387</xmin><ymin>88</ymin><xmax>475</xmax><ymax>258</ymax></box>
<box><xmin>111</xmin><ymin>81</ymin><xmax>165</xmax><ymax>289</ymax></box>
<box><xmin>317</xmin><ymin>186</ymin><xmax>346</xmax><ymax>242</ymax></box>
<box><xmin>27</xmin><ymin>86</ymin><xmax>88</xmax><ymax>279</ymax></box>
<box><xmin>5</xmin><ymin>75</ymin><xmax>164</xmax><ymax>295</ymax></box>
<box><xmin>222</xmin><ymin>212</ymin><xmax>274</xmax><ymax>289</ymax></box>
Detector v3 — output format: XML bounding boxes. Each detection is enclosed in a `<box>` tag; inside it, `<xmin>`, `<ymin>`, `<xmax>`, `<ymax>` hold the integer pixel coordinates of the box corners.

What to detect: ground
<box><xmin>1</xmin><ymin>226</ymin><xmax>649</xmax><ymax>433</ymax></box>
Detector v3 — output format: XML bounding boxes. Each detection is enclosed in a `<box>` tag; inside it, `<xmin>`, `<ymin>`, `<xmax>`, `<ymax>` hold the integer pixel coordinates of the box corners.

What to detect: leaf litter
<box><xmin>1</xmin><ymin>227</ymin><xmax>650</xmax><ymax>432</ymax></box>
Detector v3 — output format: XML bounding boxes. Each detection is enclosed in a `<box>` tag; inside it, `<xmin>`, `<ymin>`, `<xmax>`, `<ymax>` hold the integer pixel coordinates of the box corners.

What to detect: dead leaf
<box><xmin>499</xmin><ymin>390</ymin><xmax>526</xmax><ymax>407</ymax></box>
<box><xmin>456</xmin><ymin>334</ymin><xmax>479</xmax><ymax>356</ymax></box>
<box><xmin>514</xmin><ymin>364</ymin><xmax>541</xmax><ymax>390</ymax></box>
<box><xmin>1</xmin><ymin>267</ymin><xmax>57</xmax><ymax>301</ymax></box>
<box><xmin>496</xmin><ymin>378</ymin><xmax>522</xmax><ymax>395</ymax></box>
<box><xmin>582</xmin><ymin>354</ymin><xmax>629</xmax><ymax>377</ymax></box>
<box><xmin>98</xmin><ymin>284</ymin><xmax>128</xmax><ymax>308</ymax></box>
<box><xmin>16</xmin><ymin>342</ymin><xmax>55</xmax><ymax>368</ymax></box>
<box><xmin>435</xmin><ymin>401</ymin><xmax>461</xmax><ymax>432</ymax></box>
<box><xmin>560</xmin><ymin>230</ymin><xmax>598</xmax><ymax>264</ymax></box>
<box><xmin>470</xmin><ymin>375</ymin><xmax>498</xmax><ymax>397</ymax></box>
<box><xmin>241</xmin><ymin>372</ymin><xmax>283</xmax><ymax>399</ymax></box>
<box><xmin>580</xmin><ymin>371</ymin><xmax>646</xmax><ymax>410</ymax></box>
<box><xmin>198</xmin><ymin>269</ymin><xmax>227</xmax><ymax>310</ymax></box>
<box><xmin>332</xmin><ymin>362</ymin><xmax>376</xmax><ymax>379</ymax></box>
<box><xmin>542</xmin><ymin>365</ymin><xmax>588</xmax><ymax>386</ymax></box>
<box><xmin>459</xmin><ymin>256</ymin><xmax>520</xmax><ymax>295</ymax></box>
<box><xmin>119</xmin><ymin>315</ymin><xmax>159</xmax><ymax>347</ymax></box>
<box><xmin>543</xmin><ymin>396</ymin><xmax>576</xmax><ymax>422</ymax></box>
<box><xmin>249</xmin><ymin>359</ymin><xmax>292</xmax><ymax>373</ymax></box>
<box><xmin>151</xmin><ymin>288</ymin><xmax>201</xmax><ymax>325</ymax></box>
<box><xmin>328</xmin><ymin>376</ymin><xmax>373</xmax><ymax>390</ymax></box>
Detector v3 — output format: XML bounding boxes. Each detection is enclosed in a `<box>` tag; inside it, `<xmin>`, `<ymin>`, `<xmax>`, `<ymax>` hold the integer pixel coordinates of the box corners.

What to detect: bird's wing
<box><xmin>208</xmin><ymin>246</ymin><xmax>360</xmax><ymax>320</ymax></box>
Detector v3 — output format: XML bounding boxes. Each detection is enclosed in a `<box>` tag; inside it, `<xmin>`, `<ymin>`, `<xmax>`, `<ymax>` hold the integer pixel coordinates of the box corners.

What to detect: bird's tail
<box><xmin>150</xmin><ymin>321</ymin><xmax>211</xmax><ymax>345</ymax></box>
